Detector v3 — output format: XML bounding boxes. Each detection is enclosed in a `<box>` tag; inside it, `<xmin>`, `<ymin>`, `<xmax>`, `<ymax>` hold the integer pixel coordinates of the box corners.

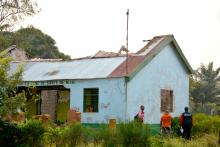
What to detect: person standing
<box><xmin>180</xmin><ymin>106</ymin><xmax>193</xmax><ymax>140</ymax></box>
<box><xmin>160</xmin><ymin>110</ymin><xmax>172</xmax><ymax>135</ymax></box>
<box><xmin>135</xmin><ymin>105</ymin><xmax>145</xmax><ymax>123</ymax></box>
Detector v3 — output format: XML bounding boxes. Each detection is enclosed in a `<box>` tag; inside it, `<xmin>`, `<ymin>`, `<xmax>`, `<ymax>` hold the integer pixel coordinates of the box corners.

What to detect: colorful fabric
<box><xmin>138</xmin><ymin>110</ymin><xmax>144</xmax><ymax>122</ymax></box>
<box><xmin>161</xmin><ymin>113</ymin><xmax>172</xmax><ymax>127</ymax></box>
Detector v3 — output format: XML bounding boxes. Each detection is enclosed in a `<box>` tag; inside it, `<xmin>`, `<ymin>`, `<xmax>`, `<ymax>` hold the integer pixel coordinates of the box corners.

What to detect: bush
<box><xmin>171</xmin><ymin>117</ymin><xmax>182</xmax><ymax>136</ymax></box>
<box><xmin>118</xmin><ymin>121</ymin><xmax>151</xmax><ymax>147</ymax></box>
<box><xmin>161</xmin><ymin>134</ymin><xmax>219</xmax><ymax>147</ymax></box>
<box><xmin>192</xmin><ymin>113</ymin><xmax>220</xmax><ymax>136</ymax></box>
<box><xmin>63</xmin><ymin>123</ymin><xmax>83</xmax><ymax>146</ymax></box>
<box><xmin>0</xmin><ymin>119</ymin><xmax>22</xmax><ymax>146</ymax></box>
<box><xmin>81</xmin><ymin>126</ymin><xmax>96</xmax><ymax>146</ymax></box>
<box><xmin>43</xmin><ymin>126</ymin><xmax>64</xmax><ymax>146</ymax></box>
<box><xmin>19</xmin><ymin>119</ymin><xmax>45</xmax><ymax>146</ymax></box>
<box><xmin>98</xmin><ymin>125</ymin><xmax>119</xmax><ymax>147</ymax></box>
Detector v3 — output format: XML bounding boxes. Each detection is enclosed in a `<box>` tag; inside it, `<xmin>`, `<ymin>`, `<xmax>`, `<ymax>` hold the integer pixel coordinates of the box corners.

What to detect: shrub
<box><xmin>63</xmin><ymin>123</ymin><xmax>83</xmax><ymax>146</ymax></box>
<box><xmin>98</xmin><ymin>125</ymin><xmax>119</xmax><ymax>147</ymax></box>
<box><xmin>171</xmin><ymin>117</ymin><xmax>182</xmax><ymax>136</ymax></box>
<box><xmin>149</xmin><ymin>135</ymin><xmax>164</xmax><ymax>147</ymax></box>
<box><xmin>161</xmin><ymin>134</ymin><xmax>219</xmax><ymax>147</ymax></box>
<box><xmin>118</xmin><ymin>121</ymin><xmax>151</xmax><ymax>147</ymax></box>
<box><xmin>0</xmin><ymin>119</ymin><xmax>22</xmax><ymax>146</ymax></box>
<box><xmin>19</xmin><ymin>119</ymin><xmax>45</xmax><ymax>146</ymax></box>
<box><xmin>192</xmin><ymin>113</ymin><xmax>220</xmax><ymax>136</ymax></box>
<box><xmin>81</xmin><ymin>126</ymin><xmax>96</xmax><ymax>146</ymax></box>
<box><xmin>43</xmin><ymin>126</ymin><xmax>64</xmax><ymax>146</ymax></box>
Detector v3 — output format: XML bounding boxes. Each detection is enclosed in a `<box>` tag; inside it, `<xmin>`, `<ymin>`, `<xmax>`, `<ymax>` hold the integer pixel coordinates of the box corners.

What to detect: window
<box><xmin>83</xmin><ymin>88</ymin><xmax>99</xmax><ymax>112</ymax></box>
<box><xmin>161</xmin><ymin>89</ymin><xmax>173</xmax><ymax>112</ymax></box>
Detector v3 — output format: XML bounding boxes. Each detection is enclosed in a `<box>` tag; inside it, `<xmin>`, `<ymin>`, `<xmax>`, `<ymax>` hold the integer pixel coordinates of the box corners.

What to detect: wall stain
<box><xmin>101</xmin><ymin>102</ymin><xmax>110</xmax><ymax>109</ymax></box>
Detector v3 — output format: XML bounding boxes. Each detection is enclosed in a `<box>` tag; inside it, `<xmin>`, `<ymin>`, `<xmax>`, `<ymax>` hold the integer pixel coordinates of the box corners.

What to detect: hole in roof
<box><xmin>44</xmin><ymin>70</ymin><xmax>59</xmax><ymax>76</ymax></box>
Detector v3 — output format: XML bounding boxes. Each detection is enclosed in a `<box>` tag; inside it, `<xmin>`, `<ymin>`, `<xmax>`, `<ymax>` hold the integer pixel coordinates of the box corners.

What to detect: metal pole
<box><xmin>125</xmin><ymin>9</ymin><xmax>129</xmax><ymax>122</ymax></box>
<box><xmin>126</xmin><ymin>9</ymin><xmax>129</xmax><ymax>75</ymax></box>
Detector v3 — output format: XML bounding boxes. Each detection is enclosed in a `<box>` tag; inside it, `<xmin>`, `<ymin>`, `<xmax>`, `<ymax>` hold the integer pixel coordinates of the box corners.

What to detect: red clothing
<box><xmin>138</xmin><ymin>110</ymin><xmax>144</xmax><ymax>122</ymax></box>
<box><xmin>161</xmin><ymin>113</ymin><xmax>172</xmax><ymax>128</ymax></box>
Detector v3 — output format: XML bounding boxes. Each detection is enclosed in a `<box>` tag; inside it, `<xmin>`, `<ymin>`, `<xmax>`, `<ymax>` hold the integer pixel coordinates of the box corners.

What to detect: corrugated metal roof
<box><xmin>136</xmin><ymin>36</ymin><xmax>166</xmax><ymax>55</ymax></box>
<box><xmin>10</xmin><ymin>57</ymin><xmax>126</xmax><ymax>81</ymax></box>
<box><xmin>9</xmin><ymin>34</ymin><xmax>193</xmax><ymax>82</ymax></box>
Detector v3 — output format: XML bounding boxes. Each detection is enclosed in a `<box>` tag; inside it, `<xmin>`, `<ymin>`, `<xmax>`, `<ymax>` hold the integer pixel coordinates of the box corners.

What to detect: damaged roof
<box><xmin>10</xmin><ymin>35</ymin><xmax>193</xmax><ymax>82</ymax></box>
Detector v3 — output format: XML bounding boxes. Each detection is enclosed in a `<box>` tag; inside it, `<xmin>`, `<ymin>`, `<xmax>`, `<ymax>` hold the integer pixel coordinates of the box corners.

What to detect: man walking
<box><xmin>180</xmin><ymin>107</ymin><xmax>193</xmax><ymax>140</ymax></box>
<box><xmin>160</xmin><ymin>110</ymin><xmax>172</xmax><ymax>135</ymax></box>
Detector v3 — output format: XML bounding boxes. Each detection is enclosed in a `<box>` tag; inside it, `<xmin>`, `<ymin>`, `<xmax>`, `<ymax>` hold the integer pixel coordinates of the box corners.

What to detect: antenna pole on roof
<box><xmin>126</xmin><ymin>9</ymin><xmax>129</xmax><ymax>75</ymax></box>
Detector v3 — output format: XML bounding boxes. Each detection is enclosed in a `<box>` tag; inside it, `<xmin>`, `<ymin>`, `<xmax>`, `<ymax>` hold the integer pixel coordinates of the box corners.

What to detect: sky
<box><xmin>19</xmin><ymin>0</ymin><xmax>220</xmax><ymax>69</ymax></box>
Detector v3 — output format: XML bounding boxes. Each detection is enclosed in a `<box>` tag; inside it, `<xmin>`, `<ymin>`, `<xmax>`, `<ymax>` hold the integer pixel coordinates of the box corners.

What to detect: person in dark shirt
<box><xmin>180</xmin><ymin>106</ymin><xmax>193</xmax><ymax>140</ymax></box>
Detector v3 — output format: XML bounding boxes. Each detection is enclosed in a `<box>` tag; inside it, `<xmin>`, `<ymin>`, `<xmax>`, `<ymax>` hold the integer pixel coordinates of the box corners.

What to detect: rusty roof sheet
<box><xmin>108</xmin><ymin>55</ymin><xmax>146</xmax><ymax>77</ymax></box>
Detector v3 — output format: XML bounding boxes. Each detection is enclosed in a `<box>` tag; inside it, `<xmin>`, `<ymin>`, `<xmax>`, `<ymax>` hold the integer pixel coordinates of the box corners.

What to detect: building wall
<box><xmin>64</xmin><ymin>78</ymin><xmax>126</xmax><ymax>124</ymax></box>
<box><xmin>9</xmin><ymin>48</ymin><xmax>27</xmax><ymax>61</ymax></box>
<box><xmin>127</xmin><ymin>44</ymin><xmax>189</xmax><ymax>124</ymax></box>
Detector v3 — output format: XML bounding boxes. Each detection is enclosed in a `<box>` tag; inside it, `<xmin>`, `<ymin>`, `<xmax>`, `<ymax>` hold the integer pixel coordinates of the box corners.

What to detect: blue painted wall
<box><xmin>127</xmin><ymin>44</ymin><xmax>189</xmax><ymax>124</ymax></box>
<box><xmin>65</xmin><ymin>78</ymin><xmax>126</xmax><ymax>124</ymax></box>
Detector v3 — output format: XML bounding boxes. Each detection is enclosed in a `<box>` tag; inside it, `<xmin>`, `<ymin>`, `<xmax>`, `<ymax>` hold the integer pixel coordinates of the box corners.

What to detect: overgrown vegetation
<box><xmin>0</xmin><ymin>114</ymin><xmax>219</xmax><ymax>146</ymax></box>
<box><xmin>0</xmin><ymin>53</ymin><xmax>26</xmax><ymax>117</ymax></box>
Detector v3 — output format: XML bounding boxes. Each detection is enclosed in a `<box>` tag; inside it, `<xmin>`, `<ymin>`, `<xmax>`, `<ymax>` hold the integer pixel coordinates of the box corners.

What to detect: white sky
<box><xmin>19</xmin><ymin>0</ymin><xmax>220</xmax><ymax>69</ymax></box>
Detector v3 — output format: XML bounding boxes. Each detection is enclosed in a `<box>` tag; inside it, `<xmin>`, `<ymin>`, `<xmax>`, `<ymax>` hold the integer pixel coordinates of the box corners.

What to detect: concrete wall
<box><xmin>127</xmin><ymin>44</ymin><xmax>189</xmax><ymax>124</ymax></box>
<box><xmin>65</xmin><ymin>78</ymin><xmax>126</xmax><ymax>124</ymax></box>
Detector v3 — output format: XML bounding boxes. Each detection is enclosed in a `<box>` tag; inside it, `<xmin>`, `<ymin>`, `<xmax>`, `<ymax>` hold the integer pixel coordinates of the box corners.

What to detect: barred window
<box><xmin>83</xmin><ymin>88</ymin><xmax>99</xmax><ymax>113</ymax></box>
<box><xmin>161</xmin><ymin>89</ymin><xmax>173</xmax><ymax>112</ymax></box>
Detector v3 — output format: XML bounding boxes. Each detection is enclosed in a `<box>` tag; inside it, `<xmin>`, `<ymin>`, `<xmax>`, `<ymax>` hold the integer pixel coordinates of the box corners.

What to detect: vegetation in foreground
<box><xmin>0</xmin><ymin>113</ymin><xmax>219</xmax><ymax>147</ymax></box>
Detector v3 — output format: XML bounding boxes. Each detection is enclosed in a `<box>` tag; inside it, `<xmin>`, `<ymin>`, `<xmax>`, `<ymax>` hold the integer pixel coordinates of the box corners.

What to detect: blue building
<box><xmin>11</xmin><ymin>35</ymin><xmax>193</xmax><ymax>124</ymax></box>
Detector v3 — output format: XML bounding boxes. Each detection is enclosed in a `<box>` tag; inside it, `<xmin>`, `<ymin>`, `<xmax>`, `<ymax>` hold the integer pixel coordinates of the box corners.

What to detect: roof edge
<box><xmin>128</xmin><ymin>35</ymin><xmax>193</xmax><ymax>81</ymax></box>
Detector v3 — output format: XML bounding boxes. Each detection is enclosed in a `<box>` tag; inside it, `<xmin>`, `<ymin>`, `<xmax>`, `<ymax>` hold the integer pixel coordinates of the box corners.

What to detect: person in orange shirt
<box><xmin>160</xmin><ymin>110</ymin><xmax>172</xmax><ymax>135</ymax></box>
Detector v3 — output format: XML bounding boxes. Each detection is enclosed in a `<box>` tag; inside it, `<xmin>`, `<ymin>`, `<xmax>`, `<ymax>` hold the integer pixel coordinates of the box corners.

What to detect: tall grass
<box><xmin>161</xmin><ymin>134</ymin><xmax>219</xmax><ymax>147</ymax></box>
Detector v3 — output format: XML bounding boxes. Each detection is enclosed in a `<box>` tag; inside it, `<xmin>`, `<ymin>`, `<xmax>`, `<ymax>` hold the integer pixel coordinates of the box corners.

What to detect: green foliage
<box><xmin>43</xmin><ymin>126</ymin><xmax>64</xmax><ymax>146</ymax></box>
<box><xmin>1</xmin><ymin>26</ymin><xmax>71</xmax><ymax>59</ymax></box>
<box><xmin>171</xmin><ymin>117</ymin><xmax>182</xmax><ymax>136</ymax></box>
<box><xmin>63</xmin><ymin>123</ymin><xmax>83</xmax><ymax>146</ymax></box>
<box><xmin>0</xmin><ymin>31</ymin><xmax>12</xmax><ymax>50</ymax></box>
<box><xmin>0</xmin><ymin>53</ymin><xmax>26</xmax><ymax>116</ymax></box>
<box><xmin>18</xmin><ymin>119</ymin><xmax>45</xmax><ymax>146</ymax></box>
<box><xmin>118</xmin><ymin>121</ymin><xmax>151</xmax><ymax>147</ymax></box>
<box><xmin>149</xmin><ymin>135</ymin><xmax>164</xmax><ymax>147</ymax></box>
<box><xmin>98</xmin><ymin>125</ymin><xmax>119</xmax><ymax>147</ymax></box>
<box><xmin>161</xmin><ymin>134</ymin><xmax>219</xmax><ymax>147</ymax></box>
<box><xmin>1</xmin><ymin>117</ymin><xmax>220</xmax><ymax>146</ymax></box>
<box><xmin>192</xmin><ymin>113</ymin><xmax>220</xmax><ymax>136</ymax></box>
<box><xmin>0</xmin><ymin>119</ymin><xmax>45</xmax><ymax>146</ymax></box>
<box><xmin>0</xmin><ymin>119</ymin><xmax>22</xmax><ymax>146</ymax></box>
<box><xmin>190</xmin><ymin>62</ymin><xmax>220</xmax><ymax>114</ymax></box>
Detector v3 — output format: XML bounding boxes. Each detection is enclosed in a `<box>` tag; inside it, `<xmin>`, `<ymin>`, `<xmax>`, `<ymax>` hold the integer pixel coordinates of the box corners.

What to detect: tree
<box><xmin>0</xmin><ymin>0</ymin><xmax>39</xmax><ymax>31</ymax></box>
<box><xmin>191</xmin><ymin>62</ymin><xmax>220</xmax><ymax>113</ymax></box>
<box><xmin>0</xmin><ymin>26</ymin><xmax>71</xmax><ymax>59</ymax></box>
<box><xmin>0</xmin><ymin>52</ymin><xmax>26</xmax><ymax>117</ymax></box>
<box><xmin>13</xmin><ymin>26</ymin><xmax>71</xmax><ymax>59</ymax></box>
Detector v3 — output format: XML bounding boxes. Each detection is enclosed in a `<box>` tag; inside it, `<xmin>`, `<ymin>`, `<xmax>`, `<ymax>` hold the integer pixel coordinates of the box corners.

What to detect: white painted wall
<box><xmin>127</xmin><ymin>44</ymin><xmax>189</xmax><ymax>124</ymax></box>
<box><xmin>65</xmin><ymin>78</ymin><xmax>126</xmax><ymax>124</ymax></box>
